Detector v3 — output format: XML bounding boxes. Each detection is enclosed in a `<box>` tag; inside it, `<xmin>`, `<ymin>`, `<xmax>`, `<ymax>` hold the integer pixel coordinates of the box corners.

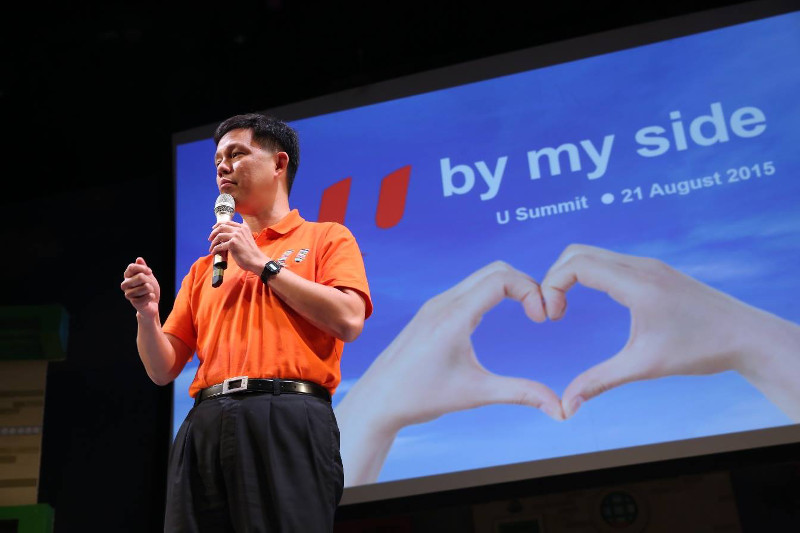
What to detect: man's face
<box><xmin>214</xmin><ymin>128</ymin><xmax>283</xmax><ymax>214</ymax></box>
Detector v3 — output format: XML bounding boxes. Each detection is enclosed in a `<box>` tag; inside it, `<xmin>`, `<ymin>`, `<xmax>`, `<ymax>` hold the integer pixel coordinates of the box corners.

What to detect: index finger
<box><xmin>211</xmin><ymin>220</ymin><xmax>241</xmax><ymax>230</ymax></box>
<box><xmin>208</xmin><ymin>221</ymin><xmax>243</xmax><ymax>241</ymax></box>
<box><xmin>123</xmin><ymin>262</ymin><xmax>152</xmax><ymax>279</ymax></box>
<box><xmin>541</xmin><ymin>244</ymin><xmax>642</xmax><ymax>320</ymax></box>
<box><xmin>450</xmin><ymin>261</ymin><xmax>547</xmax><ymax>329</ymax></box>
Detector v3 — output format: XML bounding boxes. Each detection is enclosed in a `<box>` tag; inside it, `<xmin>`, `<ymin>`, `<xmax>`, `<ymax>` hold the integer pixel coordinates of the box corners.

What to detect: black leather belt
<box><xmin>195</xmin><ymin>377</ymin><xmax>331</xmax><ymax>405</ymax></box>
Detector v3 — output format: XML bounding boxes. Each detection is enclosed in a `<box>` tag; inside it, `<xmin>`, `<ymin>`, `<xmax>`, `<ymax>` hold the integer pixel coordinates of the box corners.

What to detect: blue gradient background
<box><xmin>173</xmin><ymin>12</ymin><xmax>800</xmax><ymax>485</ymax></box>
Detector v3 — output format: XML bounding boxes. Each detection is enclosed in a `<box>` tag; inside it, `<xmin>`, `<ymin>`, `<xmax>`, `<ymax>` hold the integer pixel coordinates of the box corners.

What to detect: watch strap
<box><xmin>260</xmin><ymin>260</ymin><xmax>282</xmax><ymax>284</ymax></box>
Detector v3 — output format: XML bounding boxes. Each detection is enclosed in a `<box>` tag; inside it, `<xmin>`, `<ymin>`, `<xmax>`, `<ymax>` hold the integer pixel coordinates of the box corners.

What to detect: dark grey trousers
<box><xmin>165</xmin><ymin>392</ymin><xmax>344</xmax><ymax>533</ymax></box>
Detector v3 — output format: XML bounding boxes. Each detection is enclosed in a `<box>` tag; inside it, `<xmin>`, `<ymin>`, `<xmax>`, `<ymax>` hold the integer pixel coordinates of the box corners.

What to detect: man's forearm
<box><xmin>267</xmin><ymin>268</ymin><xmax>365</xmax><ymax>342</ymax></box>
<box><xmin>136</xmin><ymin>312</ymin><xmax>182</xmax><ymax>386</ymax></box>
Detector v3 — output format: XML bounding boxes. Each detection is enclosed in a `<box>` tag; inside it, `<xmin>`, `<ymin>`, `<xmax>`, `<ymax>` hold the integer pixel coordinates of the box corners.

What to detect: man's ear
<box><xmin>274</xmin><ymin>152</ymin><xmax>290</xmax><ymax>174</ymax></box>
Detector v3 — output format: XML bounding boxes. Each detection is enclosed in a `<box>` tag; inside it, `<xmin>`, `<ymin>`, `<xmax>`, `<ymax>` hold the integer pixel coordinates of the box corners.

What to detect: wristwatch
<box><xmin>260</xmin><ymin>260</ymin><xmax>282</xmax><ymax>284</ymax></box>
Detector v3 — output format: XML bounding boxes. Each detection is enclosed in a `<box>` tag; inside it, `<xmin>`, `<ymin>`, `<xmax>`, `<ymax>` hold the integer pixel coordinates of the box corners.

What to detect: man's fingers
<box><xmin>560</xmin><ymin>353</ymin><xmax>633</xmax><ymax>418</ymax></box>
<box><xmin>121</xmin><ymin>271</ymin><xmax>152</xmax><ymax>289</ymax></box>
<box><xmin>212</xmin><ymin>221</ymin><xmax>240</xmax><ymax>229</ymax></box>
<box><xmin>208</xmin><ymin>225</ymin><xmax>230</xmax><ymax>242</ymax></box>
<box><xmin>209</xmin><ymin>221</ymin><xmax>242</xmax><ymax>240</ymax></box>
<box><xmin>125</xmin><ymin>260</ymin><xmax>152</xmax><ymax>278</ymax></box>
<box><xmin>124</xmin><ymin>283</ymin><xmax>154</xmax><ymax>300</ymax></box>
<box><xmin>128</xmin><ymin>293</ymin><xmax>154</xmax><ymax>304</ymax></box>
<box><xmin>480</xmin><ymin>373</ymin><xmax>565</xmax><ymax>421</ymax></box>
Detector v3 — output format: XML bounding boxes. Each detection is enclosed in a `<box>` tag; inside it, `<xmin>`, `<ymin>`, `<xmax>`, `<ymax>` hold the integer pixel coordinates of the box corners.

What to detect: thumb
<box><xmin>561</xmin><ymin>353</ymin><xmax>633</xmax><ymax>418</ymax></box>
<box><xmin>136</xmin><ymin>257</ymin><xmax>153</xmax><ymax>274</ymax></box>
<box><xmin>480</xmin><ymin>374</ymin><xmax>565</xmax><ymax>421</ymax></box>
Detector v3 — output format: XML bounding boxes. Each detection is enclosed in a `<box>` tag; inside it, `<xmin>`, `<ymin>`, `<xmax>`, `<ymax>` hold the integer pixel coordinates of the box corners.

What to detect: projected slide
<box><xmin>173</xmin><ymin>10</ymin><xmax>800</xmax><ymax>493</ymax></box>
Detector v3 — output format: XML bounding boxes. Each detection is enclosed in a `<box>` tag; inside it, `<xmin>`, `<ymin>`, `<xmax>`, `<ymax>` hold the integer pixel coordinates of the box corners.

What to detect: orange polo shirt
<box><xmin>163</xmin><ymin>209</ymin><xmax>372</xmax><ymax>398</ymax></box>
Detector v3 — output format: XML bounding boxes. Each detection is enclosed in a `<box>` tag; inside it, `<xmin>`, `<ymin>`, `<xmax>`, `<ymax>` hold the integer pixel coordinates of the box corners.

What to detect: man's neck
<box><xmin>241</xmin><ymin>204</ymin><xmax>291</xmax><ymax>234</ymax></box>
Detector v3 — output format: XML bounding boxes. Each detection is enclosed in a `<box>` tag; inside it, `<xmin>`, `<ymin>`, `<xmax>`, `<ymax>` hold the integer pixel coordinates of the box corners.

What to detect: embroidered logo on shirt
<box><xmin>295</xmin><ymin>249</ymin><xmax>310</xmax><ymax>263</ymax></box>
<box><xmin>277</xmin><ymin>249</ymin><xmax>294</xmax><ymax>265</ymax></box>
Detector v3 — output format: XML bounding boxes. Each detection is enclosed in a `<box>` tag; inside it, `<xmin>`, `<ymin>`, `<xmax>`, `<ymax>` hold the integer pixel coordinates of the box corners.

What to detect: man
<box><xmin>120</xmin><ymin>113</ymin><xmax>372</xmax><ymax>532</ymax></box>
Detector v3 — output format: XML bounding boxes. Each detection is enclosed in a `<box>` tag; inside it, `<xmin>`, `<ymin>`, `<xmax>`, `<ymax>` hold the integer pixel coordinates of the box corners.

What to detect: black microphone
<box><xmin>212</xmin><ymin>193</ymin><xmax>235</xmax><ymax>287</ymax></box>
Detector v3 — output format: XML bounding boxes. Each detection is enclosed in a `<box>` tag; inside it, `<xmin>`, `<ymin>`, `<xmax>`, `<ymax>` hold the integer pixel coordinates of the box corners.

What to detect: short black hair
<box><xmin>214</xmin><ymin>113</ymin><xmax>300</xmax><ymax>194</ymax></box>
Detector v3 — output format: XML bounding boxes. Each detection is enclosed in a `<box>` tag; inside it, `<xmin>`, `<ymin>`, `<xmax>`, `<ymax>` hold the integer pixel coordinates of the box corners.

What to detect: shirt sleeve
<box><xmin>316</xmin><ymin>223</ymin><xmax>373</xmax><ymax>319</ymax></box>
<box><xmin>162</xmin><ymin>263</ymin><xmax>199</xmax><ymax>352</ymax></box>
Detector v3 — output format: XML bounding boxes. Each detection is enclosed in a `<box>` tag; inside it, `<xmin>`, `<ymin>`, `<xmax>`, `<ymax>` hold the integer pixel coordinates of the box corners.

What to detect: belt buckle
<box><xmin>221</xmin><ymin>376</ymin><xmax>249</xmax><ymax>395</ymax></box>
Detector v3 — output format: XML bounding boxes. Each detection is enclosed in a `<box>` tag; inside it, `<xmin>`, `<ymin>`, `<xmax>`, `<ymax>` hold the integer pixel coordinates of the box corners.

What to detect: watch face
<box><xmin>261</xmin><ymin>261</ymin><xmax>282</xmax><ymax>283</ymax></box>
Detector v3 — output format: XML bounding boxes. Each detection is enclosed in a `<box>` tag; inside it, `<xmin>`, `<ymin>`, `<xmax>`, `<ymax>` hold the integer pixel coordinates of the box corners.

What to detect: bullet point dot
<box><xmin>601</xmin><ymin>193</ymin><xmax>615</xmax><ymax>205</ymax></box>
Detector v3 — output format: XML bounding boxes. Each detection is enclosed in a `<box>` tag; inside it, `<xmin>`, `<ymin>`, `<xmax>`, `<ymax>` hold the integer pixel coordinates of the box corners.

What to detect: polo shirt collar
<box><xmin>262</xmin><ymin>209</ymin><xmax>304</xmax><ymax>238</ymax></box>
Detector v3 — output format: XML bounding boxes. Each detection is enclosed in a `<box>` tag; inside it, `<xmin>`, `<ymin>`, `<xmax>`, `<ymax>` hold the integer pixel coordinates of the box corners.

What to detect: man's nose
<box><xmin>217</xmin><ymin>158</ymin><xmax>232</xmax><ymax>175</ymax></box>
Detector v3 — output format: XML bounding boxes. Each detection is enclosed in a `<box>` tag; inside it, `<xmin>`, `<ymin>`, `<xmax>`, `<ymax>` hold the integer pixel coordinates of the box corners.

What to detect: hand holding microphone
<box><xmin>211</xmin><ymin>193</ymin><xmax>235</xmax><ymax>287</ymax></box>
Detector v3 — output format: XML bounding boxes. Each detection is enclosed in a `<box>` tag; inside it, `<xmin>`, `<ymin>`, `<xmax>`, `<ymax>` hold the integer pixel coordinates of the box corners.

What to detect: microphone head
<box><xmin>214</xmin><ymin>193</ymin><xmax>235</xmax><ymax>216</ymax></box>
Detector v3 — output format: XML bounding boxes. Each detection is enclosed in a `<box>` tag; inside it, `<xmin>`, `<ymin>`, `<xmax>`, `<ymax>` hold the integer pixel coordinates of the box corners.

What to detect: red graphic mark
<box><xmin>317</xmin><ymin>166</ymin><xmax>412</xmax><ymax>228</ymax></box>
<box><xmin>375</xmin><ymin>165</ymin><xmax>411</xmax><ymax>229</ymax></box>
<box><xmin>317</xmin><ymin>177</ymin><xmax>351</xmax><ymax>224</ymax></box>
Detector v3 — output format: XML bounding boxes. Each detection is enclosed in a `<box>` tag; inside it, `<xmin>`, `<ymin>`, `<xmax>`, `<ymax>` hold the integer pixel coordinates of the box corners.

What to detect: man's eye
<box><xmin>231</xmin><ymin>152</ymin><xmax>242</xmax><ymax>158</ymax></box>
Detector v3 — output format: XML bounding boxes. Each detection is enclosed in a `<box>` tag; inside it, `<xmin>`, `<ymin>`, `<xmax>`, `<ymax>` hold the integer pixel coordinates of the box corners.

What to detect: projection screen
<box><xmin>171</xmin><ymin>0</ymin><xmax>800</xmax><ymax>505</ymax></box>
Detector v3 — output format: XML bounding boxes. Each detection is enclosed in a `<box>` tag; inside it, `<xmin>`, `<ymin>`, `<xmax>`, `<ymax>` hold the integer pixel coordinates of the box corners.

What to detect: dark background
<box><xmin>2</xmin><ymin>1</ymin><xmax>799</xmax><ymax>531</ymax></box>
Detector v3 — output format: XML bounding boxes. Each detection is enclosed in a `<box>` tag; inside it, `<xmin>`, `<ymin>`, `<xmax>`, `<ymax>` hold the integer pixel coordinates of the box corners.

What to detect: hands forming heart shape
<box><xmin>335</xmin><ymin>243</ymin><xmax>800</xmax><ymax>486</ymax></box>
